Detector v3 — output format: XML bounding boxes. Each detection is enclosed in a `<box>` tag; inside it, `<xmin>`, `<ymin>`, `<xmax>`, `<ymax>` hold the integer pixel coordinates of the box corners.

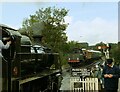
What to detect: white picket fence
<box><xmin>70</xmin><ymin>77</ymin><xmax>99</xmax><ymax>92</ymax></box>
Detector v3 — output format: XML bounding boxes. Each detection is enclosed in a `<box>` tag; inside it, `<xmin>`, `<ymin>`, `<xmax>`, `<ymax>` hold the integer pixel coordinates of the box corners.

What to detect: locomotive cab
<box><xmin>1</xmin><ymin>24</ymin><xmax>21</xmax><ymax>91</ymax></box>
<box><xmin>1</xmin><ymin>25</ymin><xmax>21</xmax><ymax>59</ymax></box>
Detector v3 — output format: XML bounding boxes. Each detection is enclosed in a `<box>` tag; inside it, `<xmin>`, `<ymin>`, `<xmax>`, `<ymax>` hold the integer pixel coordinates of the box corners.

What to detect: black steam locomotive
<box><xmin>1</xmin><ymin>24</ymin><xmax>62</xmax><ymax>92</ymax></box>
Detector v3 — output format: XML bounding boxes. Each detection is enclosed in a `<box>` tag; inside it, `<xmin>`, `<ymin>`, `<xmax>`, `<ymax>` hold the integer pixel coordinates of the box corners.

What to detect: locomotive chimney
<box><xmin>32</xmin><ymin>35</ymin><xmax>43</xmax><ymax>45</ymax></box>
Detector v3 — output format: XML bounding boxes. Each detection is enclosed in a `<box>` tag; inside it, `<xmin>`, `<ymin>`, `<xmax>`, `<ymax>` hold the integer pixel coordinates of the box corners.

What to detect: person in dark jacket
<box><xmin>102</xmin><ymin>59</ymin><xmax>120</xmax><ymax>92</ymax></box>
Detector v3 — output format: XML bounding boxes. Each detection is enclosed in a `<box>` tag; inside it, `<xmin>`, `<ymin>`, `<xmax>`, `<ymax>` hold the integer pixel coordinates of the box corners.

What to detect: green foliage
<box><xmin>66</xmin><ymin>41</ymin><xmax>80</xmax><ymax>53</ymax></box>
<box><xmin>95</xmin><ymin>42</ymin><xmax>106</xmax><ymax>48</ymax></box>
<box><xmin>20</xmin><ymin>7</ymin><xmax>69</xmax><ymax>53</ymax></box>
<box><xmin>112</xmin><ymin>43</ymin><xmax>120</xmax><ymax>65</ymax></box>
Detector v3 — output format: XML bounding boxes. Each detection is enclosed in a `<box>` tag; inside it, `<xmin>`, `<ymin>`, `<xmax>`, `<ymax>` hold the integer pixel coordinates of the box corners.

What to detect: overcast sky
<box><xmin>0</xmin><ymin>0</ymin><xmax>119</xmax><ymax>45</ymax></box>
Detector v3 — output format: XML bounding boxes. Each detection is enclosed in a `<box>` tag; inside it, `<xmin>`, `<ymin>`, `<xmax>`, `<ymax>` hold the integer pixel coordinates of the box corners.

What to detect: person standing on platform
<box><xmin>102</xmin><ymin>58</ymin><xmax>120</xmax><ymax>92</ymax></box>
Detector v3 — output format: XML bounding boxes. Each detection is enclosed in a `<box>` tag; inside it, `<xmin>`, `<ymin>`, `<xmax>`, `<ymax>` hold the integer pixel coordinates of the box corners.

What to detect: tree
<box><xmin>19</xmin><ymin>7</ymin><xmax>69</xmax><ymax>52</ymax></box>
<box><xmin>112</xmin><ymin>42</ymin><xmax>120</xmax><ymax>65</ymax></box>
<box><xmin>66</xmin><ymin>41</ymin><xmax>81</xmax><ymax>53</ymax></box>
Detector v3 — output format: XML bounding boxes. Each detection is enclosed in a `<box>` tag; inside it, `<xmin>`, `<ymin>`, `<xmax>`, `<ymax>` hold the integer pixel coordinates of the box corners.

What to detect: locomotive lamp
<box><xmin>98</xmin><ymin>46</ymin><xmax>102</xmax><ymax>50</ymax></box>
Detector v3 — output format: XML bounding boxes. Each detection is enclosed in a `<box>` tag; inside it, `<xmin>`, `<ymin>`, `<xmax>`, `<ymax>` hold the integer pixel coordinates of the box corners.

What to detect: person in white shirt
<box><xmin>0</xmin><ymin>39</ymin><xmax>11</xmax><ymax>57</ymax></box>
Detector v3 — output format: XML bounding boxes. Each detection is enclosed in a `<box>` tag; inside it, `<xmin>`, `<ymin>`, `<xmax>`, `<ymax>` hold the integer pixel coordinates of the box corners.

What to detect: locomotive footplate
<box><xmin>17</xmin><ymin>69</ymin><xmax>61</xmax><ymax>85</ymax></box>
